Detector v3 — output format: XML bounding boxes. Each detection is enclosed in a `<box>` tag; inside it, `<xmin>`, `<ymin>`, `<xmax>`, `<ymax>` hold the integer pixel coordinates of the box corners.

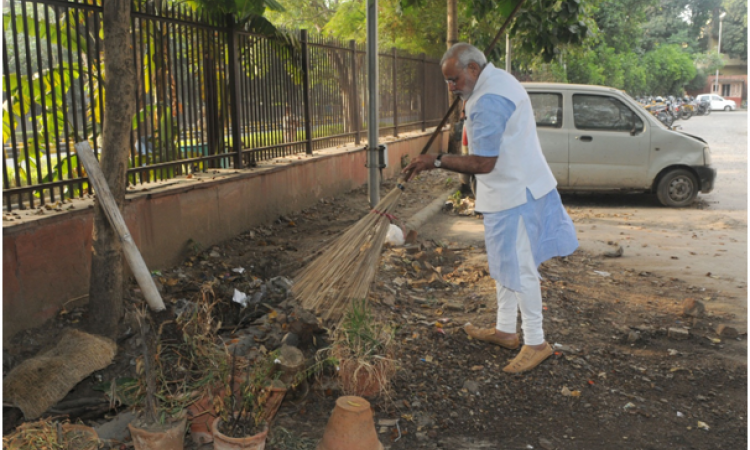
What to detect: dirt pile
<box><xmin>3</xmin><ymin>170</ymin><xmax>746</xmax><ymax>449</ymax></box>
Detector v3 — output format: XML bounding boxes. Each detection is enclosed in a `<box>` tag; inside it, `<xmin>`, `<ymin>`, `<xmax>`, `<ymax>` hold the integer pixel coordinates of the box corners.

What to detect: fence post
<box><xmin>301</xmin><ymin>30</ymin><xmax>313</xmax><ymax>155</ymax></box>
<box><xmin>350</xmin><ymin>40</ymin><xmax>361</xmax><ymax>145</ymax></box>
<box><xmin>392</xmin><ymin>47</ymin><xmax>398</xmax><ymax>137</ymax></box>
<box><xmin>420</xmin><ymin>53</ymin><xmax>426</xmax><ymax>132</ymax></box>
<box><xmin>226</xmin><ymin>14</ymin><xmax>243</xmax><ymax>169</ymax></box>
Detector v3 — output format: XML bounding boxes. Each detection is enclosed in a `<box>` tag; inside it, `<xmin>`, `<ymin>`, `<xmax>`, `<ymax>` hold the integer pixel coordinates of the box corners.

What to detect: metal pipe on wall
<box><xmin>367</xmin><ymin>0</ymin><xmax>379</xmax><ymax>207</ymax></box>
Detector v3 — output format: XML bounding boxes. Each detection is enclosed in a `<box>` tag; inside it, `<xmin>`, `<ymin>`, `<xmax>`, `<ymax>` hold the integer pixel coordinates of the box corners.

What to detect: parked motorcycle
<box><xmin>679</xmin><ymin>97</ymin><xmax>693</xmax><ymax>120</ymax></box>
<box><xmin>649</xmin><ymin>104</ymin><xmax>674</xmax><ymax>127</ymax></box>
<box><xmin>694</xmin><ymin>98</ymin><xmax>711</xmax><ymax>116</ymax></box>
<box><xmin>665</xmin><ymin>98</ymin><xmax>682</xmax><ymax>122</ymax></box>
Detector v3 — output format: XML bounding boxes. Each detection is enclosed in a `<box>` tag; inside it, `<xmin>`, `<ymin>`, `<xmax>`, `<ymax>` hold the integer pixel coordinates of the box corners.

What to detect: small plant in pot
<box><xmin>126</xmin><ymin>308</ymin><xmax>194</xmax><ymax>450</ymax></box>
<box><xmin>211</xmin><ymin>350</ymin><xmax>283</xmax><ymax>450</ymax></box>
<box><xmin>329</xmin><ymin>299</ymin><xmax>396</xmax><ymax>398</ymax></box>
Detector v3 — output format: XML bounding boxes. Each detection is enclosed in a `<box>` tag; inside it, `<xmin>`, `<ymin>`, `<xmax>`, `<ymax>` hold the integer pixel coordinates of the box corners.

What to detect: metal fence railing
<box><xmin>2</xmin><ymin>0</ymin><xmax>449</xmax><ymax>212</ymax></box>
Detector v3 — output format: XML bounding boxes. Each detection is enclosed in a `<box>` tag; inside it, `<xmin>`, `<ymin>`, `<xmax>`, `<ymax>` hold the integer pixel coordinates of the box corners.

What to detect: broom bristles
<box><xmin>293</xmin><ymin>185</ymin><xmax>405</xmax><ymax>321</ymax></box>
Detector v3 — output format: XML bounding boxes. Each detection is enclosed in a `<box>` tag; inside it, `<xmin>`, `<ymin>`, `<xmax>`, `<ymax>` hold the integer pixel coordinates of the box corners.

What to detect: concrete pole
<box><xmin>714</xmin><ymin>13</ymin><xmax>726</xmax><ymax>94</ymax></box>
<box><xmin>367</xmin><ymin>0</ymin><xmax>380</xmax><ymax>207</ymax></box>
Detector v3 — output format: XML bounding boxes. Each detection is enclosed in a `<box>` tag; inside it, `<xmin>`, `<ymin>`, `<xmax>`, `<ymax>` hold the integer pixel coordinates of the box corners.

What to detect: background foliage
<box><xmin>267</xmin><ymin>0</ymin><xmax>747</xmax><ymax>96</ymax></box>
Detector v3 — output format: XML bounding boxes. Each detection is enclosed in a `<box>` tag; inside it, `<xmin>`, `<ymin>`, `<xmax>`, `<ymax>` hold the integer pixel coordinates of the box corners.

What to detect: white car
<box><xmin>696</xmin><ymin>94</ymin><xmax>736</xmax><ymax>111</ymax></box>
<box><xmin>523</xmin><ymin>83</ymin><xmax>716</xmax><ymax>207</ymax></box>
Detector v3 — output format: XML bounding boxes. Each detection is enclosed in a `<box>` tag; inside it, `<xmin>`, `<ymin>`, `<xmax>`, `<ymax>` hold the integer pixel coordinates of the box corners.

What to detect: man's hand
<box><xmin>402</xmin><ymin>153</ymin><xmax>497</xmax><ymax>182</ymax></box>
<box><xmin>401</xmin><ymin>154</ymin><xmax>437</xmax><ymax>182</ymax></box>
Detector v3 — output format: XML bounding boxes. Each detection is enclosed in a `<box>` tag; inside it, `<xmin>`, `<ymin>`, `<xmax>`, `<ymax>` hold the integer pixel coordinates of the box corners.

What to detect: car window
<box><xmin>712</xmin><ymin>95</ymin><xmax>722</xmax><ymax>101</ymax></box>
<box><xmin>529</xmin><ymin>93</ymin><xmax>562</xmax><ymax>128</ymax></box>
<box><xmin>572</xmin><ymin>94</ymin><xmax>642</xmax><ymax>132</ymax></box>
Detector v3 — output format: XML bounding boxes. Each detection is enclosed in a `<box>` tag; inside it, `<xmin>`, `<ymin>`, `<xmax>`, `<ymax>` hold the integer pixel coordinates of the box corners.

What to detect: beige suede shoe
<box><xmin>502</xmin><ymin>343</ymin><xmax>553</xmax><ymax>373</ymax></box>
<box><xmin>463</xmin><ymin>323</ymin><xmax>520</xmax><ymax>349</ymax></box>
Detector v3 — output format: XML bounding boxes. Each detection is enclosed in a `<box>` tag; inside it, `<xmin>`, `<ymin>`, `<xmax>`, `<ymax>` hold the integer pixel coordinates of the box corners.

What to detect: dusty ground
<box><xmin>564</xmin><ymin>111</ymin><xmax>748</xmax><ymax>337</ymax></box>
<box><xmin>3</xmin><ymin>166</ymin><xmax>747</xmax><ymax>449</ymax></box>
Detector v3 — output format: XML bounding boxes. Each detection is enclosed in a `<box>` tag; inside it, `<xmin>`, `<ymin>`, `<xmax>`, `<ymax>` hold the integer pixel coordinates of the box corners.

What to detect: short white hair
<box><xmin>441</xmin><ymin>43</ymin><xmax>487</xmax><ymax>69</ymax></box>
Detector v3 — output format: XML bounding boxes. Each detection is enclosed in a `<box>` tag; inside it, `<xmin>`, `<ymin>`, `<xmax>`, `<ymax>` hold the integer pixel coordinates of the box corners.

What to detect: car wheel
<box><xmin>657</xmin><ymin>169</ymin><xmax>698</xmax><ymax>207</ymax></box>
<box><xmin>724</xmin><ymin>106</ymin><xmax>731</xmax><ymax>111</ymax></box>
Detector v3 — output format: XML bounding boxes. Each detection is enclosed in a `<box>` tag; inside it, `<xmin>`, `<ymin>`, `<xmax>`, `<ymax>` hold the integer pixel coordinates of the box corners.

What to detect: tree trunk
<box><xmin>86</xmin><ymin>0</ymin><xmax>136</xmax><ymax>339</ymax></box>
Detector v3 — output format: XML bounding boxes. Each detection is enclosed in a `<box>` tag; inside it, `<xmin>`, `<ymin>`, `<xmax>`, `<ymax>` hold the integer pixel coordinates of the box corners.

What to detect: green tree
<box><xmin>321</xmin><ymin>0</ymin><xmax>446</xmax><ymax>56</ymax></box>
<box><xmin>641</xmin><ymin>0</ymin><xmax>722</xmax><ymax>54</ymax></box>
<box><xmin>642</xmin><ymin>44</ymin><xmax>697</xmax><ymax>94</ymax></box>
<box><xmin>712</xmin><ymin>0</ymin><xmax>747</xmax><ymax>60</ymax></box>
<box><xmin>594</xmin><ymin>0</ymin><xmax>655</xmax><ymax>53</ymax></box>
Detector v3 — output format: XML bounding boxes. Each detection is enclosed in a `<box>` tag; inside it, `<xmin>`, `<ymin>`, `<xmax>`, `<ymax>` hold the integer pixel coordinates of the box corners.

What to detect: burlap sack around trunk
<box><xmin>3</xmin><ymin>329</ymin><xmax>117</xmax><ymax>419</ymax></box>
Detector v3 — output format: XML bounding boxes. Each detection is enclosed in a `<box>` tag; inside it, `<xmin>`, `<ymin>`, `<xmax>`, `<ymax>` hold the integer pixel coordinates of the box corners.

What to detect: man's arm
<box><xmin>402</xmin><ymin>94</ymin><xmax>512</xmax><ymax>181</ymax></box>
<box><xmin>401</xmin><ymin>153</ymin><xmax>496</xmax><ymax>182</ymax></box>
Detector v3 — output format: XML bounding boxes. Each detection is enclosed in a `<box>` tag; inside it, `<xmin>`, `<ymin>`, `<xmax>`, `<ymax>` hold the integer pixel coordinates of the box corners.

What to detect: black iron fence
<box><xmin>2</xmin><ymin>0</ymin><xmax>449</xmax><ymax>211</ymax></box>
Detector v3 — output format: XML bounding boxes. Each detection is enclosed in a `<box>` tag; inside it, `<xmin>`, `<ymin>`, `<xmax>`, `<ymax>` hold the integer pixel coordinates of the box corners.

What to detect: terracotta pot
<box><xmin>187</xmin><ymin>394</ymin><xmax>216</xmax><ymax>445</ymax></box>
<box><xmin>189</xmin><ymin>380</ymin><xmax>286</xmax><ymax>445</ymax></box>
<box><xmin>128</xmin><ymin>416</ymin><xmax>186</xmax><ymax>450</ymax></box>
<box><xmin>261</xmin><ymin>380</ymin><xmax>288</xmax><ymax>424</ymax></box>
<box><xmin>211</xmin><ymin>417</ymin><xmax>269</xmax><ymax>450</ymax></box>
<box><xmin>317</xmin><ymin>396</ymin><xmax>382</xmax><ymax>450</ymax></box>
<box><xmin>338</xmin><ymin>359</ymin><xmax>393</xmax><ymax>398</ymax></box>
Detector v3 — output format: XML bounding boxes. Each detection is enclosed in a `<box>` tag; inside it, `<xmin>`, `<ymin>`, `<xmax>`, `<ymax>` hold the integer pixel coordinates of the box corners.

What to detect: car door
<box><xmin>568</xmin><ymin>93</ymin><xmax>650</xmax><ymax>188</ymax></box>
<box><xmin>528</xmin><ymin>91</ymin><xmax>568</xmax><ymax>186</ymax></box>
<box><xmin>711</xmin><ymin>95</ymin><xmax>724</xmax><ymax>110</ymax></box>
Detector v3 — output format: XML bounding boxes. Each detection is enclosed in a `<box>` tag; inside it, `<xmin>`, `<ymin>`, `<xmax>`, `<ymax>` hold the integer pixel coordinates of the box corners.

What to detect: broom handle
<box><xmin>75</xmin><ymin>141</ymin><xmax>166</xmax><ymax>312</ymax></box>
<box><xmin>400</xmin><ymin>0</ymin><xmax>526</xmax><ymax>184</ymax></box>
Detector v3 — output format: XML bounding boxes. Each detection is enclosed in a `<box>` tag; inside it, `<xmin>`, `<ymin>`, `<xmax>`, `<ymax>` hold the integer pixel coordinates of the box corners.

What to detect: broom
<box><xmin>293</xmin><ymin>0</ymin><xmax>526</xmax><ymax>321</ymax></box>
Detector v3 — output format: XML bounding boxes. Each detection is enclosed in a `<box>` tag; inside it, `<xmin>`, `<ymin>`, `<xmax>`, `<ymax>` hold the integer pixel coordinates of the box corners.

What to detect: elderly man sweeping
<box><xmin>402</xmin><ymin>43</ymin><xmax>578</xmax><ymax>373</ymax></box>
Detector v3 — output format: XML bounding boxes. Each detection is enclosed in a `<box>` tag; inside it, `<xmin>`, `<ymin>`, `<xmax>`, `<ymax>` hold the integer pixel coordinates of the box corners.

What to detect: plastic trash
<box><xmin>233</xmin><ymin>289</ymin><xmax>250</xmax><ymax>307</ymax></box>
<box><xmin>385</xmin><ymin>224</ymin><xmax>405</xmax><ymax>246</ymax></box>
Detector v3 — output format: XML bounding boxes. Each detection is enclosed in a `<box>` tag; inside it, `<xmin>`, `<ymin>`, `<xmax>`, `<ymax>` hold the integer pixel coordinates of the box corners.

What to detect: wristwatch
<box><xmin>434</xmin><ymin>153</ymin><xmax>445</xmax><ymax>168</ymax></box>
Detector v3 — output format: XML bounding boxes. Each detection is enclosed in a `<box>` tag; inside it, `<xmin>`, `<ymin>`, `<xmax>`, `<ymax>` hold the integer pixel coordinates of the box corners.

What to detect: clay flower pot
<box><xmin>261</xmin><ymin>380</ymin><xmax>288</xmax><ymax>424</ymax></box>
<box><xmin>317</xmin><ymin>396</ymin><xmax>383</xmax><ymax>450</ymax></box>
<box><xmin>128</xmin><ymin>416</ymin><xmax>187</xmax><ymax>450</ymax></box>
<box><xmin>187</xmin><ymin>394</ymin><xmax>216</xmax><ymax>445</ymax></box>
<box><xmin>188</xmin><ymin>380</ymin><xmax>286</xmax><ymax>445</ymax></box>
<box><xmin>211</xmin><ymin>417</ymin><xmax>269</xmax><ymax>450</ymax></box>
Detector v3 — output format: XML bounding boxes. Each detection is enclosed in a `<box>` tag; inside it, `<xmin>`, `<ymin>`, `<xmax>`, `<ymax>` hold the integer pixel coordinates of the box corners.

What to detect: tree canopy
<box><xmin>267</xmin><ymin>0</ymin><xmax>745</xmax><ymax>96</ymax></box>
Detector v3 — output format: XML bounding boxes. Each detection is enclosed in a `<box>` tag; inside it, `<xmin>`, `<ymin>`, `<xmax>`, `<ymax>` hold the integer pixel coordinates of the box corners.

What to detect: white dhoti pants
<box><xmin>495</xmin><ymin>217</ymin><xmax>545</xmax><ymax>346</ymax></box>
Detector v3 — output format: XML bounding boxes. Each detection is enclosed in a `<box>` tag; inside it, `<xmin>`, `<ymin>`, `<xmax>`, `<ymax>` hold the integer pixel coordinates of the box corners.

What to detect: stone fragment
<box><xmin>668</xmin><ymin>327</ymin><xmax>690</xmax><ymax>340</ymax></box>
<box><xmin>281</xmin><ymin>332</ymin><xmax>300</xmax><ymax>347</ymax></box>
<box><xmin>443</xmin><ymin>301</ymin><xmax>464</xmax><ymax>311</ymax></box>
<box><xmin>463</xmin><ymin>380</ymin><xmax>479</xmax><ymax>393</ymax></box>
<box><xmin>715</xmin><ymin>324</ymin><xmax>738</xmax><ymax>338</ymax></box>
<box><xmin>538</xmin><ymin>437</ymin><xmax>555</xmax><ymax>450</ymax></box>
<box><xmin>288</xmin><ymin>307</ymin><xmax>322</xmax><ymax>348</ymax></box>
<box><xmin>681</xmin><ymin>298</ymin><xmax>705</xmax><ymax>318</ymax></box>
<box><xmin>94</xmin><ymin>411</ymin><xmax>136</xmax><ymax>442</ymax></box>
<box><xmin>603</xmin><ymin>246</ymin><xmax>624</xmax><ymax>258</ymax></box>
<box><xmin>378</xmin><ymin>418</ymin><xmax>400</xmax><ymax>427</ymax></box>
